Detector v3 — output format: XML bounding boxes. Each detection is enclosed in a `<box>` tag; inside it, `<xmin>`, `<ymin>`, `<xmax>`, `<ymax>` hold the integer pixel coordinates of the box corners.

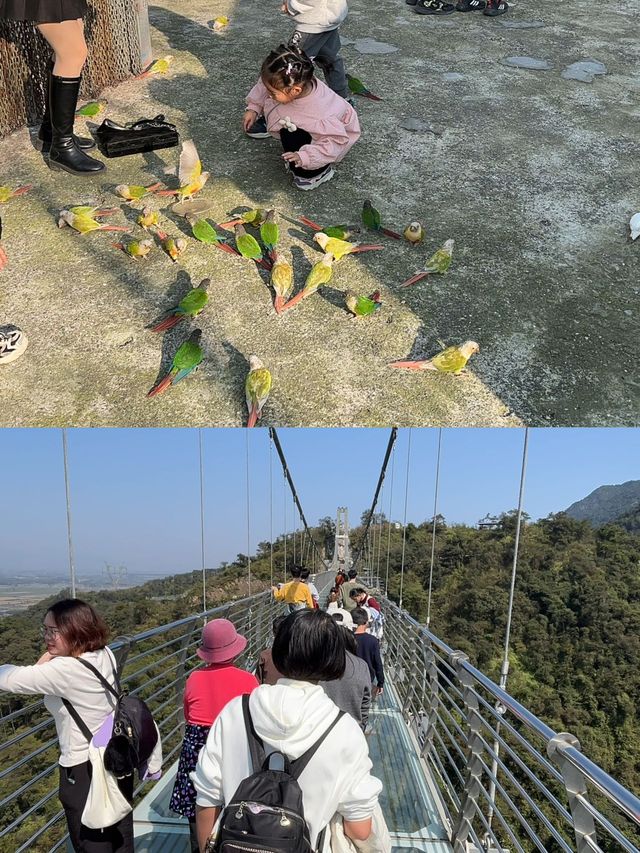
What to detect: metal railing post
<box><xmin>111</xmin><ymin>636</ymin><xmax>132</xmax><ymax>678</ymax></box>
<box><xmin>174</xmin><ymin>618</ymin><xmax>199</xmax><ymax>703</ymax></box>
<box><xmin>450</xmin><ymin>650</ymin><xmax>485</xmax><ymax>853</ymax></box>
<box><xmin>419</xmin><ymin>638</ymin><xmax>440</xmax><ymax>759</ymax></box>
<box><xmin>547</xmin><ymin>732</ymin><xmax>598</xmax><ymax>852</ymax></box>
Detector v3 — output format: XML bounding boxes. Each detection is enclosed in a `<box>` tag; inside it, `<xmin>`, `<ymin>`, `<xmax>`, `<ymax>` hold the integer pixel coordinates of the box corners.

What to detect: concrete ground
<box><xmin>0</xmin><ymin>0</ymin><xmax>637</xmax><ymax>426</ymax></box>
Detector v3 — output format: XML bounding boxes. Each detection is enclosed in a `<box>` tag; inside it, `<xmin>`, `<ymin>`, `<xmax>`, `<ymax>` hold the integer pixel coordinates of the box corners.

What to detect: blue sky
<box><xmin>1</xmin><ymin>428</ymin><xmax>638</xmax><ymax>581</ymax></box>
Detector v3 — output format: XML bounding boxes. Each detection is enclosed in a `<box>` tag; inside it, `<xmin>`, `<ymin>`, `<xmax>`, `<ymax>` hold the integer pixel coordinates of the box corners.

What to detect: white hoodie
<box><xmin>192</xmin><ymin>679</ymin><xmax>382</xmax><ymax>849</ymax></box>
<box><xmin>286</xmin><ymin>0</ymin><xmax>348</xmax><ymax>34</ymax></box>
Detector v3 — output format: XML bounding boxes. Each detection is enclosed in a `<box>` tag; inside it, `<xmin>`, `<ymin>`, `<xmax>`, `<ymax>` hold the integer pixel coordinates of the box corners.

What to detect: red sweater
<box><xmin>184</xmin><ymin>664</ymin><xmax>259</xmax><ymax>726</ymax></box>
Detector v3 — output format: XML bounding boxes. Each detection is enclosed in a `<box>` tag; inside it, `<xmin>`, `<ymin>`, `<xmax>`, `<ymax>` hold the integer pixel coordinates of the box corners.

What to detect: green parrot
<box><xmin>389</xmin><ymin>340</ymin><xmax>479</xmax><ymax>374</ymax></box>
<box><xmin>400</xmin><ymin>239</ymin><xmax>454</xmax><ymax>287</ymax></box>
<box><xmin>271</xmin><ymin>254</ymin><xmax>294</xmax><ymax>314</ymax></box>
<box><xmin>235</xmin><ymin>224</ymin><xmax>270</xmax><ymax>269</ymax></box>
<box><xmin>280</xmin><ymin>253</ymin><xmax>334</xmax><ymax>313</ymax></box>
<box><xmin>113</xmin><ymin>238</ymin><xmax>154</xmax><ymax>259</ymax></box>
<box><xmin>191</xmin><ymin>219</ymin><xmax>240</xmax><ymax>256</ymax></box>
<box><xmin>156</xmin><ymin>229</ymin><xmax>187</xmax><ymax>262</ymax></box>
<box><xmin>58</xmin><ymin>209</ymin><xmax>130</xmax><ymax>234</ymax></box>
<box><xmin>246</xmin><ymin>355</ymin><xmax>272</xmax><ymax>427</ymax></box>
<box><xmin>137</xmin><ymin>207</ymin><xmax>159</xmax><ymax>230</ymax></box>
<box><xmin>115</xmin><ymin>183</ymin><xmax>162</xmax><ymax>202</ymax></box>
<box><xmin>362</xmin><ymin>199</ymin><xmax>402</xmax><ymax>240</ymax></box>
<box><xmin>313</xmin><ymin>232</ymin><xmax>383</xmax><ymax>262</ymax></box>
<box><xmin>260</xmin><ymin>209</ymin><xmax>279</xmax><ymax>262</ymax></box>
<box><xmin>298</xmin><ymin>215</ymin><xmax>358</xmax><ymax>240</ymax></box>
<box><xmin>220</xmin><ymin>208</ymin><xmax>267</xmax><ymax>229</ymax></box>
<box><xmin>147</xmin><ymin>329</ymin><xmax>204</xmax><ymax>397</ymax></box>
<box><xmin>65</xmin><ymin>205</ymin><xmax>118</xmax><ymax>220</ymax></box>
<box><xmin>346</xmin><ymin>74</ymin><xmax>382</xmax><ymax>101</ymax></box>
<box><xmin>151</xmin><ymin>278</ymin><xmax>210</xmax><ymax>332</ymax></box>
<box><xmin>75</xmin><ymin>101</ymin><xmax>106</xmax><ymax>117</ymax></box>
<box><xmin>345</xmin><ymin>289</ymin><xmax>382</xmax><ymax>317</ymax></box>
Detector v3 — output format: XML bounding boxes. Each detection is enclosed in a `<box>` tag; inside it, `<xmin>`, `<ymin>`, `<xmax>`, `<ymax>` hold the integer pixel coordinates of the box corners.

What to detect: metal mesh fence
<box><xmin>0</xmin><ymin>0</ymin><xmax>144</xmax><ymax>138</ymax></box>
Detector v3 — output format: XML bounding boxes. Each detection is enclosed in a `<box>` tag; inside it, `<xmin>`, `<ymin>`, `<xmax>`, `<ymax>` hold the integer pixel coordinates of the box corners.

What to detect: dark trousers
<box><xmin>59</xmin><ymin>762</ymin><xmax>134</xmax><ymax>852</ymax></box>
<box><xmin>290</xmin><ymin>29</ymin><xmax>349</xmax><ymax>99</ymax></box>
<box><xmin>280</xmin><ymin>128</ymin><xmax>328</xmax><ymax>179</ymax></box>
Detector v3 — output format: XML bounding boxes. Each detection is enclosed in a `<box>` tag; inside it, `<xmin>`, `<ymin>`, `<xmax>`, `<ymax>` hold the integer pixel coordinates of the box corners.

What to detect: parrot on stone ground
<box><xmin>0</xmin><ymin>217</ymin><xmax>7</xmax><ymax>270</ymax></box>
<box><xmin>219</xmin><ymin>208</ymin><xmax>267</xmax><ymax>229</ymax></box>
<box><xmin>112</xmin><ymin>238</ymin><xmax>154</xmax><ymax>259</ymax></box>
<box><xmin>211</xmin><ymin>15</ymin><xmax>229</xmax><ymax>30</ymax></box>
<box><xmin>260</xmin><ymin>210</ymin><xmax>279</xmax><ymax>262</ymax></box>
<box><xmin>298</xmin><ymin>215</ymin><xmax>357</xmax><ymax>240</ymax></box>
<box><xmin>61</xmin><ymin>206</ymin><xmax>118</xmax><ymax>222</ymax></box>
<box><xmin>403</xmin><ymin>221</ymin><xmax>424</xmax><ymax>245</ymax></box>
<box><xmin>313</xmin><ymin>232</ymin><xmax>383</xmax><ymax>261</ymax></box>
<box><xmin>151</xmin><ymin>278</ymin><xmax>210</xmax><ymax>332</ymax></box>
<box><xmin>362</xmin><ymin>200</ymin><xmax>402</xmax><ymax>240</ymax></box>
<box><xmin>115</xmin><ymin>183</ymin><xmax>162</xmax><ymax>202</ymax></box>
<box><xmin>140</xmin><ymin>55</ymin><xmax>174</xmax><ymax>77</ymax></box>
<box><xmin>271</xmin><ymin>253</ymin><xmax>294</xmax><ymax>314</ymax></box>
<box><xmin>147</xmin><ymin>329</ymin><xmax>204</xmax><ymax>397</ymax></box>
<box><xmin>75</xmin><ymin>101</ymin><xmax>106</xmax><ymax>117</ymax></box>
<box><xmin>58</xmin><ymin>209</ymin><xmax>130</xmax><ymax>234</ymax></box>
<box><xmin>246</xmin><ymin>355</ymin><xmax>272</xmax><ymax>427</ymax></box>
<box><xmin>389</xmin><ymin>340</ymin><xmax>479</xmax><ymax>374</ymax></box>
<box><xmin>155</xmin><ymin>229</ymin><xmax>187</xmax><ymax>262</ymax></box>
<box><xmin>630</xmin><ymin>213</ymin><xmax>640</xmax><ymax>241</ymax></box>
<box><xmin>157</xmin><ymin>140</ymin><xmax>209</xmax><ymax>199</ymax></box>
<box><xmin>235</xmin><ymin>224</ymin><xmax>271</xmax><ymax>269</ymax></box>
<box><xmin>345</xmin><ymin>289</ymin><xmax>382</xmax><ymax>317</ymax></box>
<box><xmin>137</xmin><ymin>207</ymin><xmax>159</xmax><ymax>230</ymax></box>
<box><xmin>0</xmin><ymin>185</ymin><xmax>31</xmax><ymax>203</ymax></box>
<box><xmin>347</xmin><ymin>74</ymin><xmax>382</xmax><ymax>101</ymax></box>
<box><xmin>399</xmin><ymin>239</ymin><xmax>454</xmax><ymax>287</ymax></box>
<box><xmin>191</xmin><ymin>218</ymin><xmax>240</xmax><ymax>256</ymax></box>
<box><xmin>280</xmin><ymin>253</ymin><xmax>334</xmax><ymax>313</ymax></box>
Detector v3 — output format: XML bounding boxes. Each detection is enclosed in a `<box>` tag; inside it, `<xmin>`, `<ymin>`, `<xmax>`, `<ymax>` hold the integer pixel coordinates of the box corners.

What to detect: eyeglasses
<box><xmin>41</xmin><ymin>625</ymin><xmax>60</xmax><ymax>639</ymax></box>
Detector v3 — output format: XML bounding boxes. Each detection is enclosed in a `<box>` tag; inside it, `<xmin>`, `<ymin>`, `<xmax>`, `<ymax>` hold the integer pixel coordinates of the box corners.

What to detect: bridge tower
<box><xmin>329</xmin><ymin>506</ymin><xmax>351</xmax><ymax>575</ymax></box>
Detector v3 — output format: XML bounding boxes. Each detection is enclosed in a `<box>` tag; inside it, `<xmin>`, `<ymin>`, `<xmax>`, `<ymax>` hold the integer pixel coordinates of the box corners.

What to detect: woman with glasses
<box><xmin>0</xmin><ymin>598</ymin><xmax>132</xmax><ymax>852</ymax></box>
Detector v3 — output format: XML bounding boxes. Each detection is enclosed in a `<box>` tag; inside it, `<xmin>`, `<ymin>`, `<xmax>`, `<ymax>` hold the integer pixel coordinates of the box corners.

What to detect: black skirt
<box><xmin>0</xmin><ymin>0</ymin><xmax>87</xmax><ymax>22</ymax></box>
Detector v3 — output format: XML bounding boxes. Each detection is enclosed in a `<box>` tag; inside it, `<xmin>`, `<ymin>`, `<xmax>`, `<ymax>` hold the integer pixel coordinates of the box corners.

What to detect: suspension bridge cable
<box><xmin>426</xmin><ymin>428</ymin><xmax>443</xmax><ymax>630</ymax></box>
<box><xmin>384</xmin><ymin>446</ymin><xmax>396</xmax><ymax>596</ymax></box>
<box><xmin>269</xmin><ymin>428</ymin><xmax>325</xmax><ymax>570</ymax></box>
<box><xmin>352</xmin><ymin>428</ymin><xmax>398</xmax><ymax>568</ymax></box>
<box><xmin>293</xmin><ymin>498</ymin><xmax>297</xmax><ymax>565</ymax></box>
<box><xmin>198</xmin><ymin>429</ymin><xmax>207</xmax><ymax>616</ymax></box>
<box><xmin>269</xmin><ymin>433</ymin><xmax>274</xmax><ymax>588</ymax></box>
<box><xmin>245</xmin><ymin>431</ymin><xmax>252</xmax><ymax>597</ymax></box>
<box><xmin>375</xmin><ymin>481</ymin><xmax>385</xmax><ymax>585</ymax></box>
<box><xmin>61</xmin><ymin>429</ymin><xmax>76</xmax><ymax>599</ymax></box>
<box><xmin>398</xmin><ymin>429</ymin><xmax>413</xmax><ymax>610</ymax></box>
<box><xmin>283</xmin><ymin>469</ymin><xmax>287</xmax><ymax>581</ymax></box>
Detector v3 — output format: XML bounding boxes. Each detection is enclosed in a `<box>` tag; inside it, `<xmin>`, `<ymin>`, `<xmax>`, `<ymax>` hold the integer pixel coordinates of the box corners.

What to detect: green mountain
<box><xmin>564</xmin><ymin>480</ymin><xmax>640</xmax><ymax>526</ymax></box>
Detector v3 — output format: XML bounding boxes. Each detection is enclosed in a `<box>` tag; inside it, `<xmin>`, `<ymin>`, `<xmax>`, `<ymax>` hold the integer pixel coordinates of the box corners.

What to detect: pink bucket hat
<box><xmin>197</xmin><ymin>619</ymin><xmax>247</xmax><ymax>664</ymax></box>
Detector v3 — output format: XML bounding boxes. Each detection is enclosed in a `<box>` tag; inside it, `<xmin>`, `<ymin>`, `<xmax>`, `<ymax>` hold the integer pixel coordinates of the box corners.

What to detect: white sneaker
<box><xmin>293</xmin><ymin>166</ymin><xmax>335</xmax><ymax>191</ymax></box>
<box><xmin>0</xmin><ymin>325</ymin><xmax>28</xmax><ymax>364</ymax></box>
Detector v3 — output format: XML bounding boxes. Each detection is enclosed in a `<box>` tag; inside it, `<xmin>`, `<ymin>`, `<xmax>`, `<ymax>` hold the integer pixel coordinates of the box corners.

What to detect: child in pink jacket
<box><xmin>243</xmin><ymin>44</ymin><xmax>360</xmax><ymax>191</ymax></box>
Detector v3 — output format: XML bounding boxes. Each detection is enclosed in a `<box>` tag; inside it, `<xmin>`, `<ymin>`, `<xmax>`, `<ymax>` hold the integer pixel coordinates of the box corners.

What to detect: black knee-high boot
<box><xmin>38</xmin><ymin>66</ymin><xmax>96</xmax><ymax>153</ymax></box>
<box><xmin>48</xmin><ymin>75</ymin><xmax>105</xmax><ymax>175</ymax></box>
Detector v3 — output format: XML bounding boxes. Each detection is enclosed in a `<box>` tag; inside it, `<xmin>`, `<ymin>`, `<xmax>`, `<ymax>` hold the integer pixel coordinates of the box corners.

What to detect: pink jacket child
<box><xmin>245</xmin><ymin>46</ymin><xmax>360</xmax><ymax>191</ymax></box>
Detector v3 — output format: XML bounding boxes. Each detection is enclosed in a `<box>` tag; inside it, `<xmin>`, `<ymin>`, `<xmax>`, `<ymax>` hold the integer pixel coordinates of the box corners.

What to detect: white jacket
<box><xmin>286</xmin><ymin>0</ymin><xmax>348</xmax><ymax>34</ymax></box>
<box><xmin>192</xmin><ymin>679</ymin><xmax>382</xmax><ymax>849</ymax></box>
<box><xmin>0</xmin><ymin>648</ymin><xmax>118</xmax><ymax>766</ymax></box>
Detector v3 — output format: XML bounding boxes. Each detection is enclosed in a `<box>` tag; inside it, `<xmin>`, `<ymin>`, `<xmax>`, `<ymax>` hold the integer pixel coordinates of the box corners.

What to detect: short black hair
<box><xmin>348</xmin><ymin>569</ymin><xmax>357</xmax><ymax>579</ymax></box>
<box><xmin>352</xmin><ymin>607</ymin><xmax>370</xmax><ymax>627</ymax></box>
<box><xmin>272</xmin><ymin>614</ymin><xmax>287</xmax><ymax>634</ymax></box>
<box><xmin>290</xmin><ymin>565</ymin><xmax>302</xmax><ymax>578</ymax></box>
<box><xmin>272</xmin><ymin>610</ymin><xmax>346</xmax><ymax>682</ymax></box>
<box><xmin>339</xmin><ymin>626</ymin><xmax>358</xmax><ymax>655</ymax></box>
<box><xmin>349</xmin><ymin>587</ymin><xmax>367</xmax><ymax>598</ymax></box>
<box><xmin>299</xmin><ymin>568</ymin><xmax>310</xmax><ymax>580</ymax></box>
<box><xmin>261</xmin><ymin>44</ymin><xmax>315</xmax><ymax>93</ymax></box>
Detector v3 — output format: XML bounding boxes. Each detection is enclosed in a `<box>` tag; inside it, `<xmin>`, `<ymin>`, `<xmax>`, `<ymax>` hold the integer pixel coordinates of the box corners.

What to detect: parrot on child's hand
<box><xmin>313</xmin><ymin>232</ymin><xmax>383</xmax><ymax>261</ymax></box>
<box><xmin>389</xmin><ymin>340</ymin><xmax>479</xmax><ymax>374</ymax></box>
<box><xmin>399</xmin><ymin>239</ymin><xmax>454</xmax><ymax>287</ymax></box>
<box><xmin>345</xmin><ymin>289</ymin><xmax>382</xmax><ymax>317</ymax></box>
<box><xmin>245</xmin><ymin>355</ymin><xmax>272</xmax><ymax>427</ymax></box>
<box><xmin>271</xmin><ymin>253</ymin><xmax>294</xmax><ymax>314</ymax></box>
<box><xmin>280</xmin><ymin>253</ymin><xmax>334</xmax><ymax>312</ymax></box>
<box><xmin>147</xmin><ymin>329</ymin><xmax>204</xmax><ymax>397</ymax></box>
<box><xmin>151</xmin><ymin>278</ymin><xmax>210</xmax><ymax>332</ymax></box>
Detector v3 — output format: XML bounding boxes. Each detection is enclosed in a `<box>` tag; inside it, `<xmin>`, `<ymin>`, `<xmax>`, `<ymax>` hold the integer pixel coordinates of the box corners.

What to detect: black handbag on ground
<box><xmin>95</xmin><ymin>114</ymin><xmax>179</xmax><ymax>158</ymax></box>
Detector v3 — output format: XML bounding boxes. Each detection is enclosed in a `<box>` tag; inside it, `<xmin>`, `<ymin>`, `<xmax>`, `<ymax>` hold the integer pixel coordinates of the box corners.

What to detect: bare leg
<box><xmin>37</xmin><ymin>19</ymin><xmax>87</xmax><ymax>77</ymax></box>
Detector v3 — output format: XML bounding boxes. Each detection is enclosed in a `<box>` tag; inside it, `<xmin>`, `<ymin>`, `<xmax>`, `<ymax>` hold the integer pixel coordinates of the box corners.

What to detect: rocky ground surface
<box><xmin>0</xmin><ymin>0</ymin><xmax>637</xmax><ymax>426</ymax></box>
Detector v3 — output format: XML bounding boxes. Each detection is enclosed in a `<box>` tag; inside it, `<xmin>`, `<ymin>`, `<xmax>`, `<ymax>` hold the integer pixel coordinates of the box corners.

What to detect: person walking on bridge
<box><xmin>272</xmin><ymin>565</ymin><xmax>314</xmax><ymax>612</ymax></box>
<box><xmin>340</xmin><ymin>569</ymin><xmax>368</xmax><ymax>612</ymax></box>
<box><xmin>353</xmin><ymin>608</ymin><xmax>384</xmax><ymax>698</ymax></box>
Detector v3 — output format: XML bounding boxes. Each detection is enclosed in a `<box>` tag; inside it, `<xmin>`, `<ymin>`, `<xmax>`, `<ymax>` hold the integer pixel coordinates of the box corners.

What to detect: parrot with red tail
<box><xmin>347</xmin><ymin>74</ymin><xmax>383</xmax><ymax>101</ymax></box>
<box><xmin>150</xmin><ymin>278</ymin><xmax>210</xmax><ymax>332</ymax></box>
<box><xmin>0</xmin><ymin>217</ymin><xmax>7</xmax><ymax>270</ymax></box>
<box><xmin>246</xmin><ymin>355</ymin><xmax>272</xmax><ymax>427</ymax></box>
<box><xmin>362</xmin><ymin>199</ymin><xmax>402</xmax><ymax>240</ymax></box>
<box><xmin>389</xmin><ymin>340</ymin><xmax>479</xmax><ymax>374</ymax></box>
<box><xmin>147</xmin><ymin>329</ymin><xmax>203</xmax><ymax>397</ymax></box>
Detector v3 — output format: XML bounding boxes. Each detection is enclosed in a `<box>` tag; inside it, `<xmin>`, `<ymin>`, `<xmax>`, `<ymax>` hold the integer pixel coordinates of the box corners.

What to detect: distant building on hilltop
<box><xmin>478</xmin><ymin>514</ymin><xmax>500</xmax><ymax>530</ymax></box>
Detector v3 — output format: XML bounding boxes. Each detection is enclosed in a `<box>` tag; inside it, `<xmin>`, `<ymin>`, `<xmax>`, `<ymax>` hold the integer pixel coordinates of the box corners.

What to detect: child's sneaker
<box><xmin>0</xmin><ymin>325</ymin><xmax>28</xmax><ymax>364</ymax></box>
<box><xmin>456</xmin><ymin>0</ymin><xmax>486</xmax><ymax>9</ymax></box>
<box><xmin>414</xmin><ymin>0</ymin><xmax>456</xmax><ymax>14</ymax></box>
<box><xmin>246</xmin><ymin>116</ymin><xmax>270</xmax><ymax>138</ymax></box>
<box><xmin>483</xmin><ymin>0</ymin><xmax>508</xmax><ymax>13</ymax></box>
<box><xmin>293</xmin><ymin>166</ymin><xmax>335</xmax><ymax>191</ymax></box>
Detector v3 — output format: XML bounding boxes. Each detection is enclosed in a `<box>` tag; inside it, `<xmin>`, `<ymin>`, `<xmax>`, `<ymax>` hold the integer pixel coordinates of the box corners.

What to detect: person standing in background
<box><xmin>272</xmin><ymin>565</ymin><xmax>315</xmax><ymax>611</ymax></box>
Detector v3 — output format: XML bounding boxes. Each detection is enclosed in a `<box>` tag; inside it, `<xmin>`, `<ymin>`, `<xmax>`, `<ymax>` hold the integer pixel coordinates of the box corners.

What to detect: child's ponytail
<box><xmin>261</xmin><ymin>43</ymin><xmax>315</xmax><ymax>91</ymax></box>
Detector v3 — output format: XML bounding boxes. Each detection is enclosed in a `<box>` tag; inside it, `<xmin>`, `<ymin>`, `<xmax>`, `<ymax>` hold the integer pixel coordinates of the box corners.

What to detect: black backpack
<box><xmin>211</xmin><ymin>695</ymin><xmax>345</xmax><ymax>853</ymax></box>
<box><xmin>62</xmin><ymin>656</ymin><xmax>158</xmax><ymax>778</ymax></box>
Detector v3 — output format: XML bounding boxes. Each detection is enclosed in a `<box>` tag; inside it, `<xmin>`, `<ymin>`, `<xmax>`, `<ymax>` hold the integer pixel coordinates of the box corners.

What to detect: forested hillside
<box><xmin>565</xmin><ymin>479</ymin><xmax>640</xmax><ymax>525</ymax></box>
